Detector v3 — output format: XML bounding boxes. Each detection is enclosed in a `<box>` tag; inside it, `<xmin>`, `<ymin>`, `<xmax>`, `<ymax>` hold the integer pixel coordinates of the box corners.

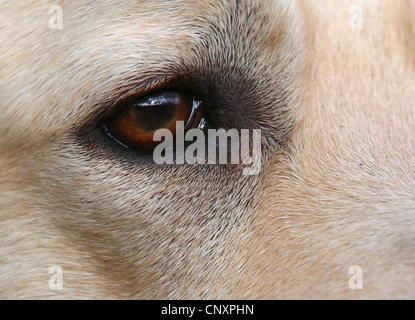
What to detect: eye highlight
<box><xmin>102</xmin><ymin>92</ymin><xmax>203</xmax><ymax>151</ymax></box>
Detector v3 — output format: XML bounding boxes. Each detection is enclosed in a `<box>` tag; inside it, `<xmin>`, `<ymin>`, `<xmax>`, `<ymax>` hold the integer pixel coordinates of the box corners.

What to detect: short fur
<box><xmin>0</xmin><ymin>0</ymin><xmax>414</xmax><ymax>299</ymax></box>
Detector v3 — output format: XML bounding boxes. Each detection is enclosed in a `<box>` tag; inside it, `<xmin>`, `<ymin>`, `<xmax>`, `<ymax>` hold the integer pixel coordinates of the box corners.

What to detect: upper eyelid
<box><xmin>83</xmin><ymin>74</ymin><xmax>181</xmax><ymax>126</ymax></box>
<box><xmin>96</xmin><ymin>74</ymin><xmax>209</xmax><ymax>123</ymax></box>
<box><xmin>75</xmin><ymin>60</ymin><xmax>211</xmax><ymax>133</ymax></box>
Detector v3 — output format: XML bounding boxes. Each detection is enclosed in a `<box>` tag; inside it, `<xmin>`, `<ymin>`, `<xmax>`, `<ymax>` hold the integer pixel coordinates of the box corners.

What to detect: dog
<box><xmin>0</xmin><ymin>0</ymin><xmax>414</xmax><ymax>299</ymax></box>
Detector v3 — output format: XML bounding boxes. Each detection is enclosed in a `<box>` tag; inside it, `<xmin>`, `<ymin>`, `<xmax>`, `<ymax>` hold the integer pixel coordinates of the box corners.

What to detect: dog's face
<box><xmin>1</xmin><ymin>0</ymin><xmax>414</xmax><ymax>299</ymax></box>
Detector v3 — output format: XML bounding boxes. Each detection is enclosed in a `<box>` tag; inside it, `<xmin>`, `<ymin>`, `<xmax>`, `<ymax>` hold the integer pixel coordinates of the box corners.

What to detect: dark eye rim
<box><xmin>74</xmin><ymin>74</ymin><xmax>213</xmax><ymax>159</ymax></box>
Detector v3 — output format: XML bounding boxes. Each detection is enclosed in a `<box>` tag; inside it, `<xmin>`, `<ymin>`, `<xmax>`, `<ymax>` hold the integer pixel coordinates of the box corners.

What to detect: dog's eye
<box><xmin>102</xmin><ymin>92</ymin><xmax>203</xmax><ymax>150</ymax></box>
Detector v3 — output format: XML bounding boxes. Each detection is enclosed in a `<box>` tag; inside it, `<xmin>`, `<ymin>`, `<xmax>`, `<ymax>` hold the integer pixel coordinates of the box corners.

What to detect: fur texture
<box><xmin>0</xmin><ymin>0</ymin><xmax>414</xmax><ymax>299</ymax></box>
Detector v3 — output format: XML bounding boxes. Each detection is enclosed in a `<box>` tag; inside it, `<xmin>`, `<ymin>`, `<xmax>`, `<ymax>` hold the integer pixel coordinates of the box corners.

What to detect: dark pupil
<box><xmin>132</xmin><ymin>95</ymin><xmax>178</xmax><ymax>132</ymax></box>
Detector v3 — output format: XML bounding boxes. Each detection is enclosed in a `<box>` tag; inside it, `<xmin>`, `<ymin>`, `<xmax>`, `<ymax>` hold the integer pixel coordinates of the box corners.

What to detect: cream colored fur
<box><xmin>0</xmin><ymin>0</ymin><xmax>414</xmax><ymax>299</ymax></box>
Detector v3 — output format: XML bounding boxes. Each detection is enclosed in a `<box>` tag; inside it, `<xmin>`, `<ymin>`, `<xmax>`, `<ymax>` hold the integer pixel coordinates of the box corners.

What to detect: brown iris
<box><xmin>103</xmin><ymin>92</ymin><xmax>199</xmax><ymax>150</ymax></box>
